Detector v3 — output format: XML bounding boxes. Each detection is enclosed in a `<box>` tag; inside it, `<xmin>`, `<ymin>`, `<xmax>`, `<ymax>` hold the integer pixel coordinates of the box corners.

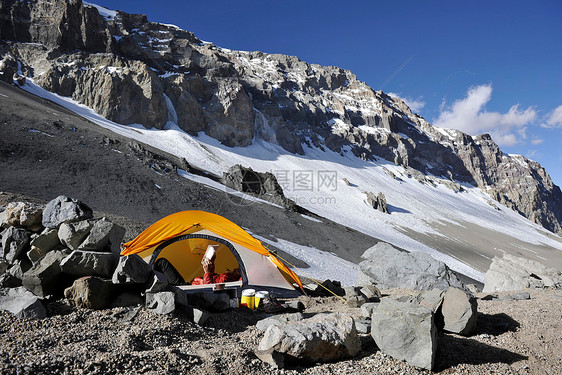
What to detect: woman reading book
<box><xmin>191</xmin><ymin>245</ymin><xmax>241</xmax><ymax>285</ymax></box>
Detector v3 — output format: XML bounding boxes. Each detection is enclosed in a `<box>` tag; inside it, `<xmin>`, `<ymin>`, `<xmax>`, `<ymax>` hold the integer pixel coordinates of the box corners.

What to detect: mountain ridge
<box><xmin>0</xmin><ymin>0</ymin><xmax>561</xmax><ymax>236</ymax></box>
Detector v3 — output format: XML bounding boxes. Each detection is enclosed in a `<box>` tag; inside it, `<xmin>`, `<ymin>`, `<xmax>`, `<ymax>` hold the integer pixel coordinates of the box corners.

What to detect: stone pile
<box><xmin>0</xmin><ymin>196</ymin><xmax>209</xmax><ymax>324</ymax></box>
<box><xmin>353</xmin><ymin>285</ymin><xmax>477</xmax><ymax>370</ymax></box>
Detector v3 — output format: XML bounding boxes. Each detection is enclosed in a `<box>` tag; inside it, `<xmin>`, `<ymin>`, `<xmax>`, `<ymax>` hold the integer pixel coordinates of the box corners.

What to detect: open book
<box><xmin>203</xmin><ymin>244</ymin><xmax>218</xmax><ymax>262</ymax></box>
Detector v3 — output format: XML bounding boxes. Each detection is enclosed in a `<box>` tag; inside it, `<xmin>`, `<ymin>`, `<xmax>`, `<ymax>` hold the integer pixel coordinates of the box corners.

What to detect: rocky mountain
<box><xmin>1</xmin><ymin>0</ymin><xmax>561</xmax><ymax>235</ymax></box>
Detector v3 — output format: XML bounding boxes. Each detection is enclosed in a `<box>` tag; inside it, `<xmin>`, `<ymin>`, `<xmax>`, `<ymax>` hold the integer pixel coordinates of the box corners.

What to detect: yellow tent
<box><xmin>122</xmin><ymin>211</ymin><xmax>303</xmax><ymax>295</ymax></box>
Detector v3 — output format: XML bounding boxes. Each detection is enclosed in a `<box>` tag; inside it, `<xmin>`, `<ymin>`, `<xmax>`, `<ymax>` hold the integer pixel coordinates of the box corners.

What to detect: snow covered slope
<box><xmin>21</xmin><ymin>79</ymin><xmax>562</xmax><ymax>284</ymax></box>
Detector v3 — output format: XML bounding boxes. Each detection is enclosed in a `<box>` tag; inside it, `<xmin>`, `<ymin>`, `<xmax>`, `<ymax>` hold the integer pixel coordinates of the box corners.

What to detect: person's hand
<box><xmin>202</xmin><ymin>258</ymin><xmax>215</xmax><ymax>274</ymax></box>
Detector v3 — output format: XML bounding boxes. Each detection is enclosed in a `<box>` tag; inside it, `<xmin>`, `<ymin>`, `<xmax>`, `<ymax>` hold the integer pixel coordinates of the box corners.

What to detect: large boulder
<box><xmin>0</xmin><ymin>287</ymin><xmax>46</xmax><ymax>319</ymax></box>
<box><xmin>441</xmin><ymin>287</ymin><xmax>478</xmax><ymax>335</ymax></box>
<box><xmin>112</xmin><ymin>255</ymin><xmax>152</xmax><ymax>284</ymax></box>
<box><xmin>371</xmin><ymin>298</ymin><xmax>436</xmax><ymax>371</ymax></box>
<box><xmin>21</xmin><ymin>250</ymin><xmax>69</xmax><ymax>298</ymax></box>
<box><xmin>220</xmin><ymin>164</ymin><xmax>296</xmax><ymax>209</ymax></box>
<box><xmin>3</xmin><ymin>202</ymin><xmax>44</xmax><ymax>231</ymax></box>
<box><xmin>58</xmin><ymin>220</ymin><xmax>93</xmax><ymax>250</ymax></box>
<box><xmin>365</xmin><ymin>192</ymin><xmax>389</xmax><ymax>213</ymax></box>
<box><xmin>257</xmin><ymin>313</ymin><xmax>360</xmax><ymax>368</ymax></box>
<box><xmin>359</xmin><ymin>242</ymin><xmax>464</xmax><ymax>291</ymax></box>
<box><xmin>42</xmin><ymin>196</ymin><xmax>93</xmax><ymax>229</ymax></box>
<box><xmin>64</xmin><ymin>276</ymin><xmax>116</xmax><ymax>310</ymax></box>
<box><xmin>60</xmin><ymin>250</ymin><xmax>118</xmax><ymax>278</ymax></box>
<box><xmin>483</xmin><ymin>254</ymin><xmax>562</xmax><ymax>293</ymax></box>
<box><xmin>78</xmin><ymin>217</ymin><xmax>125</xmax><ymax>254</ymax></box>
<box><xmin>1</xmin><ymin>227</ymin><xmax>30</xmax><ymax>264</ymax></box>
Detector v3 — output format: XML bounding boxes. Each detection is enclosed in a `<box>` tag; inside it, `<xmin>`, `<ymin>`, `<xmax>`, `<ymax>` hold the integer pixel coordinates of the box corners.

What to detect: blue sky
<box><xmin>91</xmin><ymin>0</ymin><xmax>562</xmax><ymax>187</ymax></box>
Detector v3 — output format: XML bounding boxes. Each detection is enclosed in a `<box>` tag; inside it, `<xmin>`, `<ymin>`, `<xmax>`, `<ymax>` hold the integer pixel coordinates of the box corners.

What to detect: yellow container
<box><xmin>254</xmin><ymin>291</ymin><xmax>269</xmax><ymax>309</ymax></box>
<box><xmin>240</xmin><ymin>289</ymin><xmax>256</xmax><ymax>309</ymax></box>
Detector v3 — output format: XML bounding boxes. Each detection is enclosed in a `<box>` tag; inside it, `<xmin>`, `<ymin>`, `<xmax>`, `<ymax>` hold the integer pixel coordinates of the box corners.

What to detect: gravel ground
<box><xmin>1</xmin><ymin>289</ymin><xmax>560</xmax><ymax>374</ymax></box>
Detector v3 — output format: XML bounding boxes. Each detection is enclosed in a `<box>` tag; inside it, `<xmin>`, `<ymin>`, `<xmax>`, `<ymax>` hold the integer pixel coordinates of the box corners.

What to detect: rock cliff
<box><xmin>1</xmin><ymin>0</ymin><xmax>561</xmax><ymax>234</ymax></box>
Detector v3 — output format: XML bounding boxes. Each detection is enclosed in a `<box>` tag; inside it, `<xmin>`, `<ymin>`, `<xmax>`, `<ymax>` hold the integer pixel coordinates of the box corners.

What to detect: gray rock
<box><xmin>42</xmin><ymin>196</ymin><xmax>93</xmax><ymax>229</ymax></box>
<box><xmin>145</xmin><ymin>271</ymin><xmax>169</xmax><ymax>293</ymax></box>
<box><xmin>441</xmin><ymin>287</ymin><xmax>477</xmax><ymax>335</ymax></box>
<box><xmin>483</xmin><ymin>254</ymin><xmax>562</xmax><ymax>293</ymax></box>
<box><xmin>343</xmin><ymin>286</ymin><xmax>358</xmax><ymax>297</ymax></box>
<box><xmin>28</xmin><ymin>228</ymin><xmax>60</xmax><ymax>262</ymax></box>
<box><xmin>60</xmin><ymin>250</ymin><xmax>118</xmax><ymax>278</ymax></box>
<box><xmin>220</xmin><ymin>164</ymin><xmax>296</xmax><ymax>210</ymax></box>
<box><xmin>371</xmin><ymin>298</ymin><xmax>436</xmax><ymax>371</ymax></box>
<box><xmin>3</xmin><ymin>202</ymin><xmax>44</xmax><ymax>231</ymax></box>
<box><xmin>27</xmin><ymin>247</ymin><xmax>50</xmax><ymax>264</ymax></box>
<box><xmin>0</xmin><ymin>273</ymin><xmax>22</xmax><ymax>288</ymax></box>
<box><xmin>466</xmin><ymin>283</ymin><xmax>481</xmax><ymax>294</ymax></box>
<box><xmin>204</xmin><ymin>79</ymin><xmax>254</xmax><ymax>147</ymax></box>
<box><xmin>112</xmin><ymin>254</ymin><xmax>152</xmax><ymax>284</ymax></box>
<box><xmin>13</xmin><ymin>74</ymin><xmax>26</xmax><ymax>86</ymax></box>
<box><xmin>58</xmin><ymin>220</ymin><xmax>93</xmax><ymax>250</ymax></box>
<box><xmin>1</xmin><ymin>227</ymin><xmax>31</xmax><ymax>264</ymax></box>
<box><xmin>64</xmin><ymin>276</ymin><xmax>115</xmax><ymax>309</ymax></box>
<box><xmin>254</xmin><ymin>348</ymin><xmax>285</xmax><ymax>369</ymax></box>
<box><xmin>0</xmin><ymin>286</ymin><xmax>46</xmax><ymax>319</ymax></box>
<box><xmin>346</xmin><ymin>294</ymin><xmax>367</xmax><ymax>308</ymax></box>
<box><xmin>22</xmin><ymin>250</ymin><xmax>68</xmax><ymax>298</ymax></box>
<box><xmin>416</xmin><ymin>288</ymin><xmax>445</xmax><ymax>314</ymax></box>
<box><xmin>78</xmin><ymin>217</ymin><xmax>125</xmax><ymax>254</ymax></box>
<box><xmin>256</xmin><ymin>312</ymin><xmax>304</xmax><ymax>331</ymax></box>
<box><xmin>359</xmin><ymin>242</ymin><xmax>464</xmax><ymax>291</ymax></box>
<box><xmin>354</xmin><ymin>318</ymin><xmax>371</xmax><ymax>334</ymax></box>
<box><xmin>146</xmin><ymin>291</ymin><xmax>175</xmax><ymax>315</ymax></box>
<box><xmin>360</xmin><ymin>302</ymin><xmax>380</xmax><ymax>319</ymax></box>
<box><xmin>359</xmin><ymin>284</ymin><xmax>382</xmax><ymax>302</ymax></box>
<box><xmin>258</xmin><ymin>313</ymin><xmax>360</xmax><ymax>366</ymax></box>
<box><xmin>180</xmin><ymin>306</ymin><xmax>211</xmax><ymax>326</ymax></box>
<box><xmin>366</xmin><ymin>192</ymin><xmax>389</xmax><ymax>213</ymax></box>
<box><xmin>6</xmin><ymin>259</ymin><xmax>31</xmax><ymax>281</ymax></box>
<box><xmin>0</xmin><ymin>55</ymin><xmax>18</xmax><ymax>84</ymax></box>
<box><xmin>0</xmin><ymin>260</ymin><xmax>8</xmax><ymax>275</ymax></box>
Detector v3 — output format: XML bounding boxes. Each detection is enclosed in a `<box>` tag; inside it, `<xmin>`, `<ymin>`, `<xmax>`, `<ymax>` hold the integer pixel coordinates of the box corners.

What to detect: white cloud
<box><xmin>388</xmin><ymin>92</ymin><xmax>425</xmax><ymax>113</ymax></box>
<box><xmin>543</xmin><ymin>105</ymin><xmax>562</xmax><ymax>128</ymax></box>
<box><xmin>531</xmin><ymin>138</ymin><xmax>544</xmax><ymax>145</ymax></box>
<box><xmin>527</xmin><ymin>150</ymin><xmax>537</xmax><ymax>159</ymax></box>
<box><xmin>434</xmin><ymin>84</ymin><xmax>537</xmax><ymax>146</ymax></box>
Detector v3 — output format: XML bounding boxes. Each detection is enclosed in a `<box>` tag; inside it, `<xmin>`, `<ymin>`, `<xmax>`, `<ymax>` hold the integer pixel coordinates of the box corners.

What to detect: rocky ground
<box><xmin>1</xmin><ymin>289</ymin><xmax>560</xmax><ymax>374</ymax></box>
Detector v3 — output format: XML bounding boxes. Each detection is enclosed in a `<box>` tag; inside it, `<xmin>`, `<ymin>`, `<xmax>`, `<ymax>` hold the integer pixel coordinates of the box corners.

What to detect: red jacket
<box><xmin>191</xmin><ymin>271</ymin><xmax>241</xmax><ymax>285</ymax></box>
